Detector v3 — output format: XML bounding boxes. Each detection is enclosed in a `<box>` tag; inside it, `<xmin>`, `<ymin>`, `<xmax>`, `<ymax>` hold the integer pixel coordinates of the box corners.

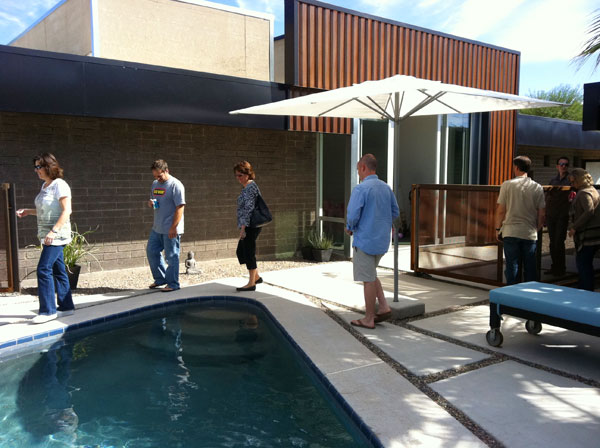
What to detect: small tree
<box><xmin>520</xmin><ymin>84</ymin><xmax>583</xmax><ymax>121</ymax></box>
<box><xmin>572</xmin><ymin>9</ymin><xmax>600</xmax><ymax>73</ymax></box>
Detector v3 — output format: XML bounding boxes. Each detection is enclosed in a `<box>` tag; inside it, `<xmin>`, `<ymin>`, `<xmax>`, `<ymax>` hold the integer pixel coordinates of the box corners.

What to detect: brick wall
<box><xmin>517</xmin><ymin>145</ymin><xmax>600</xmax><ymax>184</ymax></box>
<box><xmin>0</xmin><ymin>112</ymin><xmax>317</xmax><ymax>281</ymax></box>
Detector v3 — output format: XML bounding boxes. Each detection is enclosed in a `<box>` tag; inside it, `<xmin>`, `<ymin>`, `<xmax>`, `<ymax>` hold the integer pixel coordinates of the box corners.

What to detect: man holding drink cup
<box><xmin>146</xmin><ymin>159</ymin><xmax>186</xmax><ymax>292</ymax></box>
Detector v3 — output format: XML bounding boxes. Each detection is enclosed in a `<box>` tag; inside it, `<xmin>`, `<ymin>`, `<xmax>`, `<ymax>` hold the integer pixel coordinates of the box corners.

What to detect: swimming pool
<box><xmin>0</xmin><ymin>302</ymin><xmax>376</xmax><ymax>447</ymax></box>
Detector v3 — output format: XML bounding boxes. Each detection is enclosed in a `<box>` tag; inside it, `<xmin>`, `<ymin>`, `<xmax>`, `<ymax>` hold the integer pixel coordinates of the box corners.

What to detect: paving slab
<box><xmin>264</xmin><ymin>262</ymin><xmax>424</xmax><ymax>319</ymax></box>
<box><xmin>411</xmin><ymin>305</ymin><xmax>600</xmax><ymax>382</ymax></box>
<box><xmin>327</xmin><ymin>361</ymin><xmax>486</xmax><ymax>447</ymax></box>
<box><xmin>326</xmin><ymin>304</ymin><xmax>491</xmax><ymax>376</ymax></box>
<box><xmin>430</xmin><ymin>361</ymin><xmax>600</xmax><ymax>448</ymax></box>
<box><xmin>376</xmin><ymin>271</ymin><xmax>490</xmax><ymax>313</ymax></box>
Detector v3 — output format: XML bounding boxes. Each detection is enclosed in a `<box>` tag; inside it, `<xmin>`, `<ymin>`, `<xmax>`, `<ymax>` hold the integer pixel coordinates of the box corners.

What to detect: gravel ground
<box><xmin>17</xmin><ymin>257</ymin><xmax>323</xmax><ymax>296</ymax></box>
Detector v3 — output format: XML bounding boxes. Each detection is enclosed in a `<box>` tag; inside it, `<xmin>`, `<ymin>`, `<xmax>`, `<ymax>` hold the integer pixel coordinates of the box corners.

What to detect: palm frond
<box><xmin>572</xmin><ymin>9</ymin><xmax>600</xmax><ymax>72</ymax></box>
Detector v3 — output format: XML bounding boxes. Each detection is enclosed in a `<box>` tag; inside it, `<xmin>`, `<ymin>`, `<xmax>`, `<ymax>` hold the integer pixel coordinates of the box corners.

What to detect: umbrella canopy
<box><xmin>230</xmin><ymin>75</ymin><xmax>562</xmax><ymax>121</ymax></box>
<box><xmin>231</xmin><ymin>75</ymin><xmax>564</xmax><ymax>301</ymax></box>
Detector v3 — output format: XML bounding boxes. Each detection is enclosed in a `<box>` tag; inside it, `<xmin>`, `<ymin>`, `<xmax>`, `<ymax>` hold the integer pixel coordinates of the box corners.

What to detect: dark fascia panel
<box><xmin>0</xmin><ymin>45</ymin><xmax>287</xmax><ymax>130</ymax></box>
<box><xmin>517</xmin><ymin>113</ymin><xmax>600</xmax><ymax>150</ymax></box>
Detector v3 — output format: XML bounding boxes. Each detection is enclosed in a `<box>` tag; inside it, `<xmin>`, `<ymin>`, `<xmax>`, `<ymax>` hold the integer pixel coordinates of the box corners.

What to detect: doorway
<box><xmin>319</xmin><ymin>133</ymin><xmax>351</xmax><ymax>251</ymax></box>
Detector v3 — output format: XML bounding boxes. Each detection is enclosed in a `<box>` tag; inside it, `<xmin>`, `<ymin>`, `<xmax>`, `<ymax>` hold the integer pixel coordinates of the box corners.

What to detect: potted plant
<box><xmin>63</xmin><ymin>224</ymin><xmax>99</xmax><ymax>290</ymax></box>
<box><xmin>300</xmin><ymin>227</ymin><xmax>316</xmax><ymax>260</ymax></box>
<box><xmin>307</xmin><ymin>228</ymin><xmax>334</xmax><ymax>262</ymax></box>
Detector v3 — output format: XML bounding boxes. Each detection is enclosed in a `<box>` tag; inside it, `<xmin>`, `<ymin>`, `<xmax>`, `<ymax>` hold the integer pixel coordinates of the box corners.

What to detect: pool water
<box><xmin>0</xmin><ymin>304</ymin><xmax>372</xmax><ymax>447</ymax></box>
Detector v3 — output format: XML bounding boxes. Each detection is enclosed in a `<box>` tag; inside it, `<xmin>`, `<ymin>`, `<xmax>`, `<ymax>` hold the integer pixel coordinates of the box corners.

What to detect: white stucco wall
<box><xmin>97</xmin><ymin>0</ymin><xmax>272</xmax><ymax>80</ymax></box>
<box><xmin>396</xmin><ymin>116</ymin><xmax>440</xmax><ymax>214</ymax></box>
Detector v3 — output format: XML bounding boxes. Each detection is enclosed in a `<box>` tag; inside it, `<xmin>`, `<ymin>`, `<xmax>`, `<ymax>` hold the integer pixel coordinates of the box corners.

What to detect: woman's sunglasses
<box><xmin>34</xmin><ymin>165</ymin><xmax>43</xmax><ymax>170</ymax></box>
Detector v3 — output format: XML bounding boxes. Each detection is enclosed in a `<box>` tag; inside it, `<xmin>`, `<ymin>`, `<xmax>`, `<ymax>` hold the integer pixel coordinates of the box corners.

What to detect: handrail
<box><xmin>411</xmin><ymin>183</ymin><xmax>578</xmax><ymax>287</ymax></box>
<box><xmin>0</xmin><ymin>184</ymin><xmax>19</xmax><ymax>293</ymax></box>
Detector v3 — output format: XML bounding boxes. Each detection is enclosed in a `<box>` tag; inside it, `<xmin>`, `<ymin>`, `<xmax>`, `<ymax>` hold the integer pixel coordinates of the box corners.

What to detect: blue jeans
<box><xmin>37</xmin><ymin>245</ymin><xmax>74</xmax><ymax>316</ymax></box>
<box><xmin>575</xmin><ymin>245</ymin><xmax>599</xmax><ymax>291</ymax></box>
<box><xmin>146</xmin><ymin>230</ymin><xmax>181</xmax><ymax>289</ymax></box>
<box><xmin>503</xmin><ymin>237</ymin><xmax>538</xmax><ymax>285</ymax></box>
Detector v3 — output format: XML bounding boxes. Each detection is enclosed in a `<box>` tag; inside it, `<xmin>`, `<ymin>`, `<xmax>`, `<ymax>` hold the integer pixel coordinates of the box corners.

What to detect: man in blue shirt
<box><xmin>345</xmin><ymin>154</ymin><xmax>399</xmax><ymax>329</ymax></box>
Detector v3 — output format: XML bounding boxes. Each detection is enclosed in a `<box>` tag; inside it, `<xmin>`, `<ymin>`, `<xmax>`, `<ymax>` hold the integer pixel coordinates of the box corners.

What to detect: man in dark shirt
<box><xmin>545</xmin><ymin>156</ymin><xmax>571</xmax><ymax>277</ymax></box>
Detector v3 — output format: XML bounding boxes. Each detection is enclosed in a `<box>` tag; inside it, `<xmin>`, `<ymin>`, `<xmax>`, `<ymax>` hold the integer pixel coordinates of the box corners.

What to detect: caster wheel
<box><xmin>486</xmin><ymin>329</ymin><xmax>503</xmax><ymax>347</ymax></box>
<box><xmin>525</xmin><ymin>320</ymin><xmax>542</xmax><ymax>335</ymax></box>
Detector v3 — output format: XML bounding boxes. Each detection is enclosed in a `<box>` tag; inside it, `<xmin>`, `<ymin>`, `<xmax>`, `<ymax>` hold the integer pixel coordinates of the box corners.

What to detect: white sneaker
<box><xmin>57</xmin><ymin>310</ymin><xmax>74</xmax><ymax>317</ymax></box>
<box><xmin>31</xmin><ymin>314</ymin><xmax>57</xmax><ymax>324</ymax></box>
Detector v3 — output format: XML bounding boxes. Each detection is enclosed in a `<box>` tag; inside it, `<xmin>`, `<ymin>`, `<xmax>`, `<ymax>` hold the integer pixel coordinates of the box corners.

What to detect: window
<box><xmin>446</xmin><ymin>114</ymin><xmax>471</xmax><ymax>184</ymax></box>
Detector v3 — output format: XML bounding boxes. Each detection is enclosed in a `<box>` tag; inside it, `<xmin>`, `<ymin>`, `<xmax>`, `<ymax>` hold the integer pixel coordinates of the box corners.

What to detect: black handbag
<box><xmin>249</xmin><ymin>194</ymin><xmax>272</xmax><ymax>227</ymax></box>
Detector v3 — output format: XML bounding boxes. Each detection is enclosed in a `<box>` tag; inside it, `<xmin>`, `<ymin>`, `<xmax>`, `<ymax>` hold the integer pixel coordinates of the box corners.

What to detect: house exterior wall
<box><xmin>284</xmin><ymin>0</ymin><xmax>521</xmax><ymax>184</ymax></box>
<box><xmin>397</xmin><ymin>116</ymin><xmax>439</xmax><ymax>212</ymax></box>
<box><xmin>274</xmin><ymin>37</ymin><xmax>285</xmax><ymax>83</ymax></box>
<box><xmin>516</xmin><ymin>114</ymin><xmax>600</xmax><ymax>184</ymax></box>
<box><xmin>10</xmin><ymin>0</ymin><xmax>272</xmax><ymax>82</ymax></box>
<box><xmin>0</xmin><ymin>111</ymin><xmax>317</xmax><ymax>281</ymax></box>
<box><xmin>97</xmin><ymin>0</ymin><xmax>272</xmax><ymax>81</ymax></box>
<box><xmin>518</xmin><ymin>146</ymin><xmax>600</xmax><ymax>185</ymax></box>
<box><xmin>10</xmin><ymin>0</ymin><xmax>92</xmax><ymax>56</ymax></box>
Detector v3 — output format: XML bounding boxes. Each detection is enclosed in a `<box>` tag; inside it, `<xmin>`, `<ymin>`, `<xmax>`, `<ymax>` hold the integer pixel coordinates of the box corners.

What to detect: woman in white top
<box><xmin>17</xmin><ymin>153</ymin><xmax>75</xmax><ymax>324</ymax></box>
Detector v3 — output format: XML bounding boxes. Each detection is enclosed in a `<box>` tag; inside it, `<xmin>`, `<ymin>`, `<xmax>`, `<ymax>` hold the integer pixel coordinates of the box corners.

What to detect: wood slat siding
<box><xmin>287</xmin><ymin>0</ymin><xmax>521</xmax><ymax>183</ymax></box>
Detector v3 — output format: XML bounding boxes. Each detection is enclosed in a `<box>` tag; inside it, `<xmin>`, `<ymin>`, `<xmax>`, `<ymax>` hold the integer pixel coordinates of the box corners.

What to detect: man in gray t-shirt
<box><xmin>495</xmin><ymin>155</ymin><xmax>545</xmax><ymax>285</ymax></box>
<box><xmin>146</xmin><ymin>159</ymin><xmax>186</xmax><ymax>292</ymax></box>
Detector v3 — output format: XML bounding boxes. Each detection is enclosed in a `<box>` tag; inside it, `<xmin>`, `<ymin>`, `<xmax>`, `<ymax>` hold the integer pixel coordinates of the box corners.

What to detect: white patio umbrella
<box><xmin>230</xmin><ymin>74</ymin><xmax>563</xmax><ymax>301</ymax></box>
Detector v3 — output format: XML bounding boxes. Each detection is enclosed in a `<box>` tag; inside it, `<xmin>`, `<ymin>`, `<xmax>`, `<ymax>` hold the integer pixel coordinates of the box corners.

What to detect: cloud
<box><xmin>0</xmin><ymin>0</ymin><xmax>61</xmax><ymax>42</ymax></box>
<box><xmin>444</xmin><ymin>0</ymin><xmax>526</xmax><ymax>40</ymax></box>
<box><xmin>0</xmin><ymin>11</ymin><xmax>25</xmax><ymax>28</ymax></box>
<box><xmin>236</xmin><ymin>0</ymin><xmax>281</xmax><ymax>17</ymax></box>
<box><xmin>437</xmin><ymin>0</ymin><xmax>596</xmax><ymax>63</ymax></box>
<box><xmin>320</xmin><ymin>0</ymin><xmax>597</xmax><ymax>66</ymax></box>
<box><xmin>494</xmin><ymin>0</ymin><xmax>594</xmax><ymax>63</ymax></box>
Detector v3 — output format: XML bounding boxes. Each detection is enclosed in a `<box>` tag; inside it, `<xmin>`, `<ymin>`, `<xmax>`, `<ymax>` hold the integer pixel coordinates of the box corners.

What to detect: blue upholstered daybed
<box><xmin>486</xmin><ymin>281</ymin><xmax>600</xmax><ymax>346</ymax></box>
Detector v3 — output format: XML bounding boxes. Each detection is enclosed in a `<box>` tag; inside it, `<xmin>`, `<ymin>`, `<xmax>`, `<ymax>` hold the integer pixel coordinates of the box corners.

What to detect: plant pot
<box><xmin>301</xmin><ymin>246</ymin><xmax>314</xmax><ymax>260</ymax></box>
<box><xmin>312</xmin><ymin>248</ymin><xmax>332</xmax><ymax>262</ymax></box>
<box><xmin>67</xmin><ymin>264</ymin><xmax>81</xmax><ymax>290</ymax></box>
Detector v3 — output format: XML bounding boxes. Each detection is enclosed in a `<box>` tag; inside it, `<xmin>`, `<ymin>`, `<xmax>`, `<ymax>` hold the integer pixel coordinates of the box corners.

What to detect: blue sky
<box><xmin>1</xmin><ymin>0</ymin><xmax>598</xmax><ymax>95</ymax></box>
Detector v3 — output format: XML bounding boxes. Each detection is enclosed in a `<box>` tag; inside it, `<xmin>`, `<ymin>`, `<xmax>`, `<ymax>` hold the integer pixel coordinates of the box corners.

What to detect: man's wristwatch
<box><xmin>51</xmin><ymin>228</ymin><xmax>59</xmax><ymax>233</ymax></box>
<box><xmin>496</xmin><ymin>227</ymin><xmax>501</xmax><ymax>231</ymax></box>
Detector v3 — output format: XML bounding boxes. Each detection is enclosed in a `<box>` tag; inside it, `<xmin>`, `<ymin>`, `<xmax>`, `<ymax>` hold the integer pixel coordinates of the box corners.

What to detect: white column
<box><xmin>350</xmin><ymin>118</ymin><xmax>361</xmax><ymax>191</ymax></box>
<box><xmin>346</xmin><ymin>119</ymin><xmax>362</xmax><ymax>257</ymax></box>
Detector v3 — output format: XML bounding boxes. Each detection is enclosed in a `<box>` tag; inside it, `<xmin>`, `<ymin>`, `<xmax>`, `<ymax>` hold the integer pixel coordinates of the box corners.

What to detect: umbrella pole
<box><xmin>393</xmin><ymin>115</ymin><xmax>400</xmax><ymax>302</ymax></box>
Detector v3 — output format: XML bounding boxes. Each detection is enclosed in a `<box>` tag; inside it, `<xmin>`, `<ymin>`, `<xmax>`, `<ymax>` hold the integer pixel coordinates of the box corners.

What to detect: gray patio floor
<box><xmin>1</xmin><ymin>260</ymin><xmax>598</xmax><ymax>447</ymax></box>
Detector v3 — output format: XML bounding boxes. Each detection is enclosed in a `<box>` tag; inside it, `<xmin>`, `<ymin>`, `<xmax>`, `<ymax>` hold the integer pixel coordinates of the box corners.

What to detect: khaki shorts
<box><xmin>352</xmin><ymin>247</ymin><xmax>383</xmax><ymax>282</ymax></box>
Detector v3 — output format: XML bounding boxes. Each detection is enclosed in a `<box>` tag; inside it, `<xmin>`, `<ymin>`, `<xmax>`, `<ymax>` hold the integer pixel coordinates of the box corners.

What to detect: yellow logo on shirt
<box><xmin>153</xmin><ymin>188</ymin><xmax>166</xmax><ymax>196</ymax></box>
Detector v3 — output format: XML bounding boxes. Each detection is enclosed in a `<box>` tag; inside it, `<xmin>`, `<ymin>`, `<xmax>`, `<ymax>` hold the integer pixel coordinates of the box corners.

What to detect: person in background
<box><xmin>345</xmin><ymin>154</ymin><xmax>399</xmax><ymax>329</ymax></box>
<box><xmin>568</xmin><ymin>168</ymin><xmax>600</xmax><ymax>291</ymax></box>
<box><xmin>146</xmin><ymin>159</ymin><xmax>186</xmax><ymax>292</ymax></box>
<box><xmin>16</xmin><ymin>153</ymin><xmax>75</xmax><ymax>324</ymax></box>
<box><xmin>545</xmin><ymin>156</ymin><xmax>571</xmax><ymax>277</ymax></box>
<box><xmin>234</xmin><ymin>161</ymin><xmax>264</xmax><ymax>292</ymax></box>
<box><xmin>495</xmin><ymin>156</ymin><xmax>545</xmax><ymax>285</ymax></box>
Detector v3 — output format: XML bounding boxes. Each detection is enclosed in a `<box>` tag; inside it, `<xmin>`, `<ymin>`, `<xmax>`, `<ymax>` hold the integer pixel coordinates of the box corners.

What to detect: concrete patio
<box><xmin>0</xmin><ymin>261</ymin><xmax>598</xmax><ymax>447</ymax></box>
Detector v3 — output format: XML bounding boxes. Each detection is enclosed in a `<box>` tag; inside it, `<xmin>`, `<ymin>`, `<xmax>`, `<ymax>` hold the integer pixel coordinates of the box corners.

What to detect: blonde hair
<box><xmin>570</xmin><ymin>168</ymin><xmax>594</xmax><ymax>188</ymax></box>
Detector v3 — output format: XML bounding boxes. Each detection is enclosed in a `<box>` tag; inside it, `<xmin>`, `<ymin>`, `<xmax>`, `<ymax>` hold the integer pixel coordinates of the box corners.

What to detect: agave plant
<box><xmin>306</xmin><ymin>227</ymin><xmax>334</xmax><ymax>250</ymax></box>
<box><xmin>63</xmin><ymin>224</ymin><xmax>100</xmax><ymax>273</ymax></box>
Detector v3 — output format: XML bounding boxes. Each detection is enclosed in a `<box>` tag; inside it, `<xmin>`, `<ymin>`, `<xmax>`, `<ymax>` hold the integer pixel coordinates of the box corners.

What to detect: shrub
<box><xmin>306</xmin><ymin>227</ymin><xmax>334</xmax><ymax>250</ymax></box>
